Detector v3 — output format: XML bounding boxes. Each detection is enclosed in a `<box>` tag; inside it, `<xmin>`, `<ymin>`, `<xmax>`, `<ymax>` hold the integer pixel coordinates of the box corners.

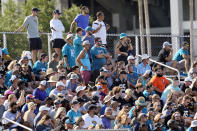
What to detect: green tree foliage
<box><xmin>0</xmin><ymin>0</ymin><xmax>91</xmax><ymax>58</ymax></box>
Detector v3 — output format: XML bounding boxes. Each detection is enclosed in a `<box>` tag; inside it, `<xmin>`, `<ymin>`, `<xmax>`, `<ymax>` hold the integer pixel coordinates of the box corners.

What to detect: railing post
<box><xmin>3</xmin><ymin>33</ymin><xmax>7</xmax><ymax>48</ymax></box>
<box><xmin>135</xmin><ymin>36</ymin><xmax>139</xmax><ymax>64</ymax></box>
<box><xmin>47</xmin><ymin>33</ymin><xmax>52</xmax><ymax>62</ymax></box>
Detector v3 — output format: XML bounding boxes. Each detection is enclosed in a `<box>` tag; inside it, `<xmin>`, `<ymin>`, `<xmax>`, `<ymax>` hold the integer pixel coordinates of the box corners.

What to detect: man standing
<box><xmin>90</xmin><ymin>37</ymin><xmax>110</xmax><ymax>81</ymax></box>
<box><xmin>70</xmin><ymin>6</ymin><xmax>89</xmax><ymax>36</ymax></box>
<box><xmin>50</xmin><ymin>10</ymin><xmax>65</xmax><ymax>60</ymax></box>
<box><xmin>62</xmin><ymin>34</ymin><xmax>75</xmax><ymax>72</ymax></box>
<box><xmin>73</xmin><ymin>27</ymin><xmax>83</xmax><ymax>59</ymax></box>
<box><xmin>157</xmin><ymin>41</ymin><xmax>173</xmax><ymax>65</ymax></box>
<box><xmin>16</xmin><ymin>8</ymin><xmax>42</xmax><ymax>64</ymax></box>
<box><xmin>92</xmin><ymin>11</ymin><xmax>110</xmax><ymax>46</ymax></box>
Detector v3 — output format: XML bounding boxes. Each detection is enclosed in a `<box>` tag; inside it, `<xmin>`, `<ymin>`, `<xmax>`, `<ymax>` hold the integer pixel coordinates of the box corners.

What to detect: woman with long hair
<box><xmin>23</xmin><ymin>102</ymin><xmax>36</xmax><ymax>128</ymax></box>
<box><xmin>54</xmin><ymin>107</ymin><xmax>67</xmax><ymax>130</ymax></box>
<box><xmin>36</xmin><ymin>115</ymin><xmax>52</xmax><ymax>131</ymax></box>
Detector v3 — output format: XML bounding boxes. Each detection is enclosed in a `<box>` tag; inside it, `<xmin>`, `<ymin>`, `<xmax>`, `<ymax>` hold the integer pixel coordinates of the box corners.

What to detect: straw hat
<box><xmin>135</xmin><ymin>97</ymin><xmax>146</xmax><ymax>106</ymax></box>
<box><xmin>28</xmin><ymin>102</ymin><xmax>37</xmax><ymax>109</ymax></box>
<box><xmin>48</xmin><ymin>75</ymin><xmax>59</xmax><ymax>83</ymax></box>
<box><xmin>46</xmin><ymin>68</ymin><xmax>54</xmax><ymax>76</ymax></box>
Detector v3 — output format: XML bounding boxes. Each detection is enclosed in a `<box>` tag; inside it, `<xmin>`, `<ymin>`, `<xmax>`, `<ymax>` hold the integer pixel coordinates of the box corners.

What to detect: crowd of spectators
<box><xmin>0</xmin><ymin>5</ymin><xmax>196</xmax><ymax>131</ymax></box>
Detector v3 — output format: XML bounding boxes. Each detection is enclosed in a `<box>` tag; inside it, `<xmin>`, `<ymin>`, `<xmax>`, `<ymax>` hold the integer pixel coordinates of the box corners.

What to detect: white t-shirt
<box><xmin>50</xmin><ymin>19</ymin><xmax>65</xmax><ymax>40</ymax></box>
<box><xmin>82</xmin><ymin>113</ymin><xmax>102</xmax><ymax>128</ymax></box>
<box><xmin>92</xmin><ymin>20</ymin><xmax>107</xmax><ymax>45</ymax></box>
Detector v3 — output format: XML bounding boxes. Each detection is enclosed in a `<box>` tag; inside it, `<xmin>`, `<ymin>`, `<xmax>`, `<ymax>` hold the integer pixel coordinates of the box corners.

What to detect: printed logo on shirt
<box><xmin>92</xmin><ymin>120</ymin><xmax>97</xmax><ymax>126</ymax></box>
<box><xmin>71</xmin><ymin>49</ymin><xmax>75</xmax><ymax>57</ymax></box>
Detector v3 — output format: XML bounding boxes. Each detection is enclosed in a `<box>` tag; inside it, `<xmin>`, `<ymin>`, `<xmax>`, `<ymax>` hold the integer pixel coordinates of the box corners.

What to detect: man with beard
<box><xmin>2</xmin><ymin>102</ymin><xmax>21</xmax><ymax>130</ymax></box>
<box><xmin>82</xmin><ymin>105</ymin><xmax>102</xmax><ymax>129</ymax></box>
<box><xmin>16</xmin><ymin>8</ymin><xmax>42</xmax><ymax>64</ymax></box>
<box><xmin>150</xmin><ymin>68</ymin><xmax>169</xmax><ymax>96</ymax></box>
<box><xmin>70</xmin><ymin>6</ymin><xmax>89</xmax><ymax>36</ymax></box>
<box><xmin>90</xmin><ymin>37</ymin><xmax>110</xmax><ymax>81</ymax></box>
<box><xmin>137</xmin><ymin>54</ymin><xmax>151</xmax><ymax>76</ymax></box>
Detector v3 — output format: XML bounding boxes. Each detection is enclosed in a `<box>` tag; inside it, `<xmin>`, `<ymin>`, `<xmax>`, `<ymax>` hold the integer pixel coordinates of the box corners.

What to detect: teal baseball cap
<box><xmin>2</xmin><ymin>48</ymin><xmax>8</xmax><ymax>55</ymax></box>
<box><xmin>120</xmin><ymin>33</ymin><xmax>128</xmax><ymax>39</ymax></box>
<box><xmin>85</xmin><ymin>26</ymin><xmax>93</xmax><ymax>32</ymax></box>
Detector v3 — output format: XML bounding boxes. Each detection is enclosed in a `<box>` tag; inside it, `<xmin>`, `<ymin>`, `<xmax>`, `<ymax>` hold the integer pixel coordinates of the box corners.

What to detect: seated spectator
<box><xmin>34</xmin><ymin>106</ymin><xmax>50</xmax><ymax>127</ymax></box>
<box><xmin>137</xmin><ymin>70</ymin><xmax>152</xmax><ymax>89</ymax></box>
<box><xmin>187</xmin><ymin>120</ymin><xmax>197</xmax><ymax>131</ymax></box>
<box><xmin>100</xmin><ymin>95</ymin><xmax>112</xmax><ymax>115</ymax></box>
<box><xmin>167</xmin><ymin>119</ymin><xmax>180</xmax><ymax>131</ymax></box>
<box><xmin>157</xmin><ymin>41</ymin><xmax>173</xmax><ymax>65</ymax></box>
<box><xmin>0</xmin><ymin>75</ymin><xmax>7</xmax><ymax>95</ymax></box>
<box><xmin>111</xmin><ymin>86</ymin><xmax>123</xmax><ymax>105</ymax></box>
<box><xmin>23</xmin><ymin>102</ymin><xmax>37</xmax><ymax>128</ymax></box>
<box><xmin>180</xmin><ymin>77</ymin><xmax>193</xmax><ymax>92</ymax></box>
<box><xmin>64</xmin><ymin>119</ymin><xmax>75</xmax><ymax>130</ymax></box>
<box><xmin>21</xmin><ymin>50</ymin><xmax>32</xmax><ymax>67</ymax></box>
<box><xmin>161</xmin><ymin>77</ymin><xmax>183</xmax><ymax>103</ymax></box>
<box><xmin>33</xmin><ymin>53</ymin><xmax>48</xmax><ymax>80</ymax></box>
<box><xmin>95</xmin><ymin>75</ymin><xmax>108</xmax><ymax>95</ymax></box>
<box><xmin>40</xmin><ymin>97</ymin><xmax>54</xmax><ymax>114</ymax></box>
<box><xmin>54</xmin><ymin>107</ymin><xmax>67</xmax><ymax>130</ymax></box>
<box><xmin>2</xmin><ymin>102</ymin><xmax>21</xmax><ymax>130</ymax></box>
<box><xmin>66</xmin><ymin>73</ymin><xmax>79</xmax><ymax>96</ymax></box>
<box><xmin>48</xmin><ymin>52</ymin><xmax>58</xmax><ymax>72</ymax></box>
<box><xmin>154</xmin><ymin>113</ymin><xmax>167</xmax><ymax>131</ymax></box>
<box><xmin>0</xmin><ymin>94</ymin><xmax>5</xmax><ymax>121</ymax></box>
<box><xmin>49</xmin><ymin>81</ymin><xmax>67</xmax><ymax>97</ymax></box>
<box><xmin>22</xmin><ymin>94</ymin><xmax>39</xmax><ymax>114</ymax></box>
<box><xmin>133</xmin><ymin>113</ymin><xmax>151</xmax><ymax>131</ymax></box>
<box><xmin>122</xmin><ymin>89</ymin><xmax>135</xmax><ymax>108</ymax></box>
<box><xmin>172</xmin><ymin>42</ymin><xmax>190</xmax><ymax>73</ymax></box>
<box><xmin>171</xmin><ymin>111</ymin><xmax>185</xmax><ymax>130</ymax></box>
<box><xmin>127</xmin><ymin>64</ymin><xmax>139</xmax><ymax>89</ymax></box>
<box><xmin>71</xmin><ymin>66</ymin><xmax>83</xmax><ymax>84</ymax></box>
<box><xmin>73</xmin><ymin>117</ymin><xmax>85</xmax><ymax>129</ymax></box>
<box><xmin>143</xmin><ymin>83</ymin><xmax>156</xmax><ymax>101</ymax></box>
<box><xmin>20</xmin><ymin>64</ymin><xmax>35</xmax><ymax>85</ymax></box>
<box><xmin>46</xmin><ymin>75</ymin><xmax>59</xmax><ymax>96</ymax></box>
<box><xmin>137</xmin><ymin>54</ymin><xmax>151</xmax><ymax>76</ymax></box>
<box><xmin>133</xmin><ymin>83</ymin><xmax>145</xmax><ymax>100</ymax></box>
<box><xmin>33</xmin><ymin>80</ymin><xmax>47</xmax><ymax>105</ymax></box>
<box><xmin>150</xmin><ymin>68</ymin><xmax>169</xmax><ymax>96</ymax></box>
<box><xmin>190</xmin><ymin>78</ymin><xmax>197</xmax><ymax>96</ymax></box>
<box><xmin>82</xmin><ymin>105</ymin><xmax>102</xmax><ymax>128</ymax></box>
<box><xmin>13</xmin><ymin>80</ymin><xmax>25</xmax><ymax>99</ymax></box>
<box><xmin>49</xmin><ymin>99</ymin><xmax>61</xmax><ymax>119</ymax></box>
<box><xmin>153</xmin><ymin>102</ymin><xmax>162</xmax><ymax>115</ymax></box>
<box><xmin>36</xmin><ymin>115</ymin><xmax>53</xmax><ymax>131</ymax></box>
<box><xmin>127</xmin><ymin>55</ymin><xmax>137</xmax><ymax>73</ymax></box>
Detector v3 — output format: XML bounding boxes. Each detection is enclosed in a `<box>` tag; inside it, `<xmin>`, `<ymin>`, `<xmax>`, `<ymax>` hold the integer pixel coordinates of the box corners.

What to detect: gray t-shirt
<box><xmin>23</xmin><ymin>15</ymin><xmax>40</xmax><ymax>38</ymax></box>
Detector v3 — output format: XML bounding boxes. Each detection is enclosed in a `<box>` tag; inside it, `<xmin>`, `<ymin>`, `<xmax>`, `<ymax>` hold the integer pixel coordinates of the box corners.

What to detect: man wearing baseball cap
<box><xmin>49</xmin><ymin>81</ymin><xmax>67</xmax><ymax>97</ymax></box>
<box><xmin>50</xmin><ymin>9</ymin><xmax>65</xmax><ymax>60</ymax></box>
<box><xmin>172</xmin><ymin>41</ymin><xmax>190</xmax><ymax>73</ymax></box>
<box><xmin>127</xmin><ymin>55</ymin><xmax>137</xmax><ymax>73</ymax></box>
<box><xmin>137</xmin><ymin>54</ymin><xmax>151</xmax><ymax>76</ymax></box>
<box><xmin>15</xmin><ymin>7</ymin><xmax>42</xmax><ymax>64</ymax></box>
<box><xmin>33</xmin><ymin>80</ymin><xmax>47</xmax><ymax>105</ymax></box>
<box><xmin>62</xmin><ymin>33</ymin><xmax>76</xmax><ymax>72</ymax></box>
<box><xmin>83</xmin><ymin>26</ymin><xmax>95</xmax><ymax>49</ymax></box>
<box><xmin>180</xmin><ymin>77</ymin><xmax>193</xmax><ymax>92</ymax></box>
<box><xmin>157</xmin><ymin>41</ymin><xmax>173</xmax><ymax>65</ymax></box>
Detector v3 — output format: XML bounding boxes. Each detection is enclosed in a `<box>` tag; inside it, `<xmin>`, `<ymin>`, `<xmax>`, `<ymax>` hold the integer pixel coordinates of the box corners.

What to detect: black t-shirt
<box><xmin>179</xmin><ymin>83</ymin><xmax>189</xmax><ymax>92</ymax></box>
<box><xmin>112</xmin><ymin>96</ymin><xmax>124</xmax><ymax>105</ymax></box>
<box><xmin>122</xmin><ymin>97</ymin><xmax>135</xmax><ymax>107</ymax></box>
<box><xmin>36</xmin><ymin>124</ymin><xmax>52</xmax><ymax>131</ymax></box>
<box><xmin>112</xmin><ymin>78</ymin><xmax>128</xmax><ymax>93</ymax></box>
<box><xmin>157</xmin><ymin>48</ymin><xmax>170</xmax><ymax>63</ymax></box>
<box><xmin>176</xmin><ymin>104</ymin><xmax>190</xmax><ymax>117</ymax></box>
<box><xmin>132</xmin><ymin>90</ymin><xmax>144</xmax><ymax>100</ymax></box>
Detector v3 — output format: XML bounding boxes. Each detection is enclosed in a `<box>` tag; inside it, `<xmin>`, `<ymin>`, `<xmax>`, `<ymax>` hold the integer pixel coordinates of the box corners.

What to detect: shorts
<box><xmin>81</xmin><ymin>70</ymin><xmax>91</xmax><ymax>85</ymax></box>
<box><xmin>29</xmin><ymin>37</ymin><xmax>42</xmax><ymax>51</ymax></box>
<box><xmin>52</xmin><ymin>39</ymin><xmax>66</xmax><ymax>49</ymax></box>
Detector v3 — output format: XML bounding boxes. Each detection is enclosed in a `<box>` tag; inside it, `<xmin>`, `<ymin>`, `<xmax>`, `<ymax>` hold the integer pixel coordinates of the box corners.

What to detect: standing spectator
<box><xmin>167</xmin><ymin>119</ymin><xmax>179</xmax><ymax>131</ymax></box>
<box><xmin>73</xmin><ymin>117</ymin><xmax>85</xmax><ymax>129</ymax></box>
<box><xmin>137</xmin><ymin>54</ymin><xmax>151</xmax><ymax>76</ymax></box>
<box><xmin>83</xmin><ymin>26</ymin><xmax>95</xmax><ymax>50</ymax></box>
<box><xmin>150</xmin><ymin>68</ymin><xmax>169</xmax><ymax>96</ymax></box>
<box><xmin>92</xmin><ymin>11</ymin><xmax>110</xmax><ymax>46</ymax></box>
<box><xmin>33</xmin><ymin>80</ymin><xmax>47</xmax><ymax>105</ymax></box>
<box><xmin>50</xmin><ymin>10</ymin><xmax>65</xmax><ymax>60</ymax></box>
<box><xmin>48</xmin><ymin>52</ymin><xmax>58</xmax><ymax>72</ymax></box>
<box><xmin>127</xmin><ymin>55</ymin><xmax>137</xmax><ymax>73</ymax></box>
<box><xmin>76</xmin><ymin>41</ymin><xmax>91</xmax><ymax>85</ymax></box>
<box><xmin>179</xmin><ymin>77</ymin><xmax>193</xmax><ymax>92</ymax></box>
<box><xmin>2</xmin><ymin>102</ymin><xmax>21</xmax><ymax>130</ymax></box>
<box><xmin>32</xmin><ymin>53</ymin><xmax>48</xmax><ymax>81</ymax></box>
<box><xmin>90</xmin><ymin>37</ymin><xmax>110</xmax><ymax>81</ymax></box>
<box><xmin>16</xmin><ymin>8</ymin><xmax>42</xmax><ymax>64</ymax></box>
<box><xmin>172</xmin><ymin>42</ymin><xmax>190</xmax><ymax>73</ymax></box>
<box><xmin>157</xmin><ymin>41</ymin><xmax>173</xmax><ymax>65</ymax></box>
<box><xmin>70</xmin><ymin>6</ymin><xmax>89</xmax><ymax>36</ymax></box>
<box><xmin>74</xmin><ymin>27</ymin><xmax>83</xmax><ymax>60</ymax></box>
<box><xmin>82</xmin><ymin>105</ymin><xmax>102</xmax><ymax>128</ymax></box>
<box><xmin>62</xmin><ymin>34</ymin><xmax>75</xmax><ymax>72</ymax></box>
<box><xmin>115</xmin><ymin>33</ymin><xmax>133</xmax><ymax>64</ymax></box>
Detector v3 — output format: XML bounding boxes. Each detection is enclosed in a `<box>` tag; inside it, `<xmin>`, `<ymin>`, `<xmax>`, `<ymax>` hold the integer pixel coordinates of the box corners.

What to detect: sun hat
<box><xmin>76</xmin><ymin>86</ymin><xmax>86</xmax><ymax>93</ymax></box>
<box><xmin>103</xmin><ymin>95</ymin><xmax>112</xmax><ymax>103</ymax></box>
<box><xmin>70</xmin><ymin>74</ymin><xmax>79</xmax><ymax>80</ymax></box>
<box><xmin>39</xmin><ymin>106</ymin><xmax>50</xmax><ymax>112</ymax></box>
<box><xmin>28</xmin><ymin>102</ymin><xmax>37</xmax><ymax>109</ymax></box>
<box><xmin>120</xmin><ymin>33</ymin><xmax>128</xmax><ymax>39</ymax></box>
<box><xmin>82</xmin><ymin>40</ymin><xmax>90</xmax><ymax>46</ymax></box>
<box><xmin>56</xmin><ymin>81</ymin><xmax>65</xmax><ymax>87</ymax></box>
<box><xmin>141</xmin><ymin>54</ymin><xmax>150</xmax><ymax>60</ymax></box>
<box><xmin>48</xmin><ymin>75</ymin><xmax>59</xmax><ymax>83</ymax></box>
<box><xmin>25</xmin><ymin>51</ymin><xmax>32</xmax><ymax>60</ymax></box>
<box><xmin>46</xmin><ymin>68</ymin><xmax>54</xmax><ymax>76</ymax></box>
<box><xmin>135</xmin><ymin>97</ymin><xmax>147</xmax><ymax>106</ymax></box>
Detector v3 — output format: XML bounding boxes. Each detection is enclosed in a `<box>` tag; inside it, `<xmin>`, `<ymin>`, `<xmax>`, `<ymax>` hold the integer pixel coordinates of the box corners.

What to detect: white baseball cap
<box><xmin>25</xmin><ymin>51</ymin><xmax>32</xmax><ymax>60</ymax></box>
<box><xmin>191</xmin><ymin>120</ymin><xmax>197</xmax><ymax>127</ymax></box>
<box><xmin>39</xmin><ymin>106</ymin><xmax>50</xmax><ymax>112</ymax></box>
<box><xmin>40</xmin><ymin>80</ymin><xmax>47</xmax><ymax>86</ymax></box>
<box><xmin>163</xmin><ymin>41</ymin><xmax>172</xmax><ymax>48</ymax></box>
<box><xmin>56</xmin><ymin>81</ymin><xmax>65</xmax><ymax>87</ymax></box>
<box><xmin>184</xmin><ymin>77</ymin><xmax>193</xmax><ymax>82</ymax></box>
<box><xmin>66</xmin><ymin>34</ymin><xmax>74</xmax><ymax>40</ymax></box>
<box><xmin>10</xmin><ymin>75</ymin><xmax>18</xmax><ymax>81</ymax></box>
<box><xmin>76</xmin><ymin>86</ymin><xmax>86</xmax><ymax>93</ymax></box>
<box><xmin>141</xmin><ymin>54</ymin><xmax>150</xmax><ymax>60</ymax></box>
<box><xmin>82</xmin><ymin>40</ymin><xmax>90</xmax><ymax>46</ymax></box>
<box><xmin>127</xmin><ymin>55</ymin><xmax>135</xmax><ymax>60</ymax></box>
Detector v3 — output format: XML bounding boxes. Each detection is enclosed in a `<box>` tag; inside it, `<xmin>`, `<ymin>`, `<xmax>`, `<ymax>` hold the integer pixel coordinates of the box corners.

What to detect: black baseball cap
<box><xmin>32</xmin><ymin>8</ymin><xmax>40</xmax><ymax>12</ymax></box>
<box><xmin>53</xmin><ymin>10</ymin><xmax>62</xmax><ymax>14</ymax></box>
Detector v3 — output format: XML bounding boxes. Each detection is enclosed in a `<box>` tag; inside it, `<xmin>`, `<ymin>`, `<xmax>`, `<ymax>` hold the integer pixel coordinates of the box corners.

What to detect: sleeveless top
<box><xmin>80</xmin><ymin>50</ymin><xmax>91</xmax><ymax>71</ymax></box>
<box><xmin>117</xmin><ymin>42</ymin><xmax>129</xmax><ymax>63</ymax></box>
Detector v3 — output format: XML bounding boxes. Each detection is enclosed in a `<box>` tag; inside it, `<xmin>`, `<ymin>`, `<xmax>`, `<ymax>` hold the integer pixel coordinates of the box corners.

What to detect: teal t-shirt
<box><xmin>173</xmin><ymin>48</ymin><xmax>189</xmax><ymax>61</ymax></box>
<box><xmin>66</xmin><ymin>109</ymin><xmax>82</xmax><ymax>123</ymax></box>
<box><xmin>90</xmin><ymin>46</ymin><xmax>107</xmax><ymax>71</ymax></box>
<box><xmin>73</xmin><ymin>35</ymin><xmax>83</xmax><ymax>58</ymax></box>
<box><xmin>62</xmin><ymin>43</ymin><xmax>76</xmax><ymax>68</ymax></box>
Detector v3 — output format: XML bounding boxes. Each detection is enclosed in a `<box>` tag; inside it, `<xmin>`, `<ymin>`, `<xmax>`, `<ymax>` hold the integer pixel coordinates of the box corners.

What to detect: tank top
<box><xmin>117</xmin><ymin>42</ymin><xmax>129</xmax><ymax>63</ymax></box>
<box><xmin>80</xmin><ymin>50</ymin><xmax>91</xmax><ymax>71</ymax></box>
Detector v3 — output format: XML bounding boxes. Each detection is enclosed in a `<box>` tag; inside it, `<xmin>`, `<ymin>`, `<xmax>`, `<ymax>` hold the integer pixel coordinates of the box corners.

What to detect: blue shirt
<box><xmin>33</xmin><ymin>88</ymin><xmax>47</xmax><ymax>102</ymax></box>
<box><xmin>74</xmin><ymin>14</ymin><xmax>89</xmax><ymax>35</ymax></box>
<box><xmin>143</xmin><ymin>90</ymin><xmax>156</xmax><ymax>99</ymax></box>
<box><xmin>161</xmin><ymin>84</ymin><xmax>181</xmax><ymax>103</ymax></box>
<box><xmin>186</xmin><ymin>127</ymin><xmax>192</xmax><ymax>131</ymax></box>
<box><xmin>173</xmin><ymin>48</ymin><xmax>189</xmax><ymax>61</ymax></box>
<box><xmin>5</xmin><ymin>70</ymin><xmax>12</xmax><ymax>87</ymax></box>
<box><xmin>137</xmin><ymin>63</ymin><xmax>151</xmax><ymax>75</ymax></box>
<box><xmin>66</xmin><ymin>109</ymin><xmax>82</xmax><ymax>123</ymax></box>
<box><xmin>80</xmin><ymin>51</ymin><xmax>91</xmax><ymax>71</ymax></box>
<box><xmin>66</xmin><ymin>80</ymin><xmax>78</xmax><ymax>92</ymax></box>
<box><xmin>129</xmin><ymin>106</ymin><xmax>148</xmax><ymax>119</ymax></box>
<box><xmin>133</xmin><ymin>64</ymin><xmax>137</xmax><ymax>73</ymax></box>
<box><xmin>127</xmin><ymin>72</ymin><xmax>139</xmax><ymax>86</ymax></box>
<box><xmin>90</xmin><ymin>46</ymin><xmax>107</xmax><ymax>71</ymax></box>
<box><xmin>62</xmin><ymin>43</ymin><xmax>75</xmax><ymax>68</ymax></box>
<box><xmin>74</xmin><ymin>35</ymin><xmax>83</xmax><ymax>58</ymax></box>
<box><xmin>102</xmin><ymin>116</ymin><xmax>111</xmax><ymax>129</ymax></box>
<box><xmin>83</xmin><ymin>35</ymin><xmax>95</xmax><ymax>58</ymax></box>
<box><xmin>100</xmin><ymin>105</ymin><xmax>107</xmax><ymax>115</ymax></box>
<box><xmin>32</xmin><ymin>60</ymin><xmax>48</xmax><ymax>75</ymax></box>
<box><xmin>21</xmin><ymin>103</ymin><xmax>39</xmax><ymax>115</ymax></box>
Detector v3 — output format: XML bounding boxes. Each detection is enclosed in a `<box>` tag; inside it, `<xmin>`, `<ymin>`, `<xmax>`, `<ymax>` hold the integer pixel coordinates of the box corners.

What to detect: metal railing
<box><xmin>137</xmin><ymin>54</ymin><xmax>181</xmax><ymax>81</ymax></box>
<box><xmin>69</xmin><ymin>129</ymin><xmax>130</xmax><ymax>131</ymax></box>
<box><xmin>2</xmin><ymin>117</ymin><xmax>33</xmax><ymax>131</ymax></box>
